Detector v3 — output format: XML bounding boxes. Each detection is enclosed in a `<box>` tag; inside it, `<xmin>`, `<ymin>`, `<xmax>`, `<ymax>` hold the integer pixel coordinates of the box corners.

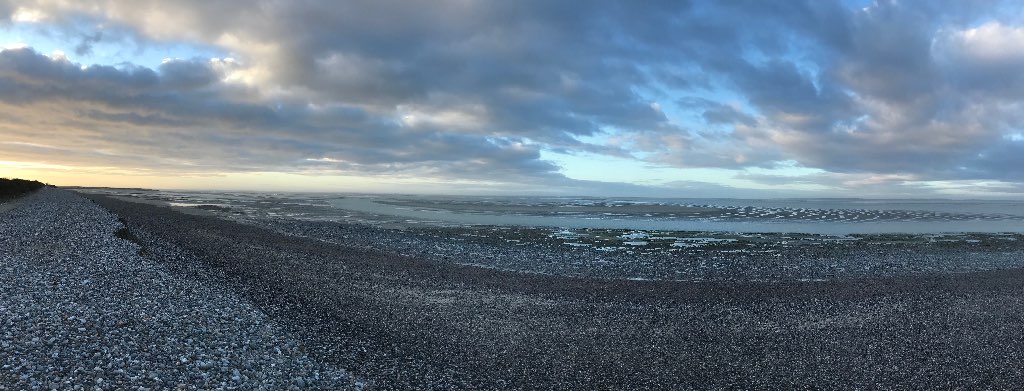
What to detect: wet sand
<box><xmin>378</xmin><ymin>198</ymin><xmax>724</xmax><ymax>215</ymax></box>
<box><xmin>83</xmin><ymin>192</ymin><xmax>1024</xmax><ymax>389</ymax></box>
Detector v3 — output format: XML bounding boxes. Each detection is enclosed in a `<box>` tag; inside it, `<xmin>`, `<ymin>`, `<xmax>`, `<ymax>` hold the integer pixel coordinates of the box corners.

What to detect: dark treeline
<box><xmin>0</xmin><ymin>178</ymin><xmax>48</xmax><ymax>199</ymax></box>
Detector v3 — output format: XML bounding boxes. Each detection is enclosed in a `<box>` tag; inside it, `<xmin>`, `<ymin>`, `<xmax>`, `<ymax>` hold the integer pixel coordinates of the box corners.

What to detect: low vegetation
<box><xmin>0</xmin><ymin>178</ymin><xmax>48</xmax><ymax>200</ymax></box>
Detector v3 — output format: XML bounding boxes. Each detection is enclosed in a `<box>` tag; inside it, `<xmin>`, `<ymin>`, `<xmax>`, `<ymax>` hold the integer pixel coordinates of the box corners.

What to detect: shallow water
<box><xmin>76</xmin><ymin>189</ymin><xmax>1024</xmax><ymax>234</ymax></box>
<box><xmin>327</xmin><ymin>196</ymin><xmax>1024</xmax><ymax>234</ymax></box>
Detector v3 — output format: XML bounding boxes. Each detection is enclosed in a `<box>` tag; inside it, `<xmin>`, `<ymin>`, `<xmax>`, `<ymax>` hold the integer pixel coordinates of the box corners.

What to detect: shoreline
<box><xmin>78</xmin><ymin>190</ymin><xmax>1024</xmax><ymax>388</ymax></box>
<box><xmin>77</xmin><ymin>189</ymin><xmax>1024</xmax><ymax>282</ymax></box>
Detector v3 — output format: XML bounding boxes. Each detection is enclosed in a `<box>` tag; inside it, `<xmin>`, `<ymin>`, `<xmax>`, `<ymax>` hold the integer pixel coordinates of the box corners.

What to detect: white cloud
<box><xmin>397</xmin><ymin>105</ymin><xmax>490</xmax><ymax>132</ymax></box>
<box><xmin>948</xmin><ymin>22</ymin><xmax>1024</xmax><ymax>63</ymax></box>
<box><xmin>11</xmin><ymin>7</ymin><xmax>46</xmax><ymax>23</ymax></box>
<box><xmin>2</xmin><ymin>43</ymin><xmax>28</xmax><ymax>50</ymax></box>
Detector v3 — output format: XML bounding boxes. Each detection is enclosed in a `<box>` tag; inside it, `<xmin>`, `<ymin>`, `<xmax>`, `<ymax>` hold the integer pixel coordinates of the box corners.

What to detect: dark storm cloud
<box><xmin>3</xmin><ymin>0</ymin><xmax>1024</xmax><ymax>194</ymax></box>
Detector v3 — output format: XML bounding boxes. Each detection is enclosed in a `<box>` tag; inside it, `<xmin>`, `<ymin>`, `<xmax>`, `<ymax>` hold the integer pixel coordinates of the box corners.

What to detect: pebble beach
<box><xmin>0</xmin><ymin>189</ymin><xmax>357</xmax><ymax>390</ymax></box>
<box><xmin>5</xmin><ymin>188</ymin><xmax>1024</xmax><ymax>389</ymax></box>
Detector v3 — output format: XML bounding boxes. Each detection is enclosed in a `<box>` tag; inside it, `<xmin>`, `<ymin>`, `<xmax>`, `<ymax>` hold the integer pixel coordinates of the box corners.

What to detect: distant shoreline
<box><xmin>63</xmin><ymin>185</ymin><xmax>1024</xmax><ymax>203</ymax></box>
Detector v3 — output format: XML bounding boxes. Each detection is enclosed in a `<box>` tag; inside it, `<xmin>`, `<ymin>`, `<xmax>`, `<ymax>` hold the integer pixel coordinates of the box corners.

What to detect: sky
<box><xmin>1</xmin><ymin>0</ymin><xmax>1023</xmax><ymax>198</ymax></box>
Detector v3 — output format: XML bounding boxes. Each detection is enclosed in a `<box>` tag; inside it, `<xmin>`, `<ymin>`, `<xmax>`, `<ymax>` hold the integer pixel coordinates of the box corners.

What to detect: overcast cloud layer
<box><xmin>2</xmin><ymin>0</ymin><xmax>1024</xmax><ymax>196</ymax></box>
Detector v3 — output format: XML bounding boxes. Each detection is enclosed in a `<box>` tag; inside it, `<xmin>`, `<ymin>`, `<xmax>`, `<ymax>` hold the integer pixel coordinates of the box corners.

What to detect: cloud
<box><xmin>0</xmin><ymin>3</ymin><xmax>12</xmax><ymax>23</ymax></box>
<box><xmin>73</xmin><ymin>29</ymin><xmax>102</xmax><ymax>56</ymax></box>
<box><xmin>0</xmin><ymin>47</ymin><xmax>562</xmax><ymax>185</ymax></box>
<box><xmin>945</xmin><ymin>21</ymin><xmax>1024</xmax><ymax>64</ymax></box>
<box><xmin>0</xmin><ymin>48</ymin><xmax>159</xmax><ymax>102</ymax></box>
<box><xmin>1</xmin><ymin>1</ymin><xmax>1024</xmax><ymax>196</ymax></box>
<box><xmin>3</xmin><ymin>0</ymin><xmax>690</xmax><ymax>191</ymax></box>
<box><xmin>709</xmin><ymin>1</ymin><xmax>1024</xmax><ymax>185</ymax></box>
<box><xmin>701</xmin><ymin>104</ymin><xmax>756</xmax><ymax>127</ymax></box>
<box><xmin>961</xmin><ymin>139</ymin><xmax>1024</xmax><ymax>181</ymax></box>
<box><xmin>157</xmin><ymin>58</ymin><xmax>221</xmax><ymax>89</ymax></box>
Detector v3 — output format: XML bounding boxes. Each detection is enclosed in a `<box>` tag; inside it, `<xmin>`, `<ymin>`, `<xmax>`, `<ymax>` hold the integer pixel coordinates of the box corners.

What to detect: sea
<box><xmin>77</xmin><ymin>188</ymin><xmax>1024</xmax><ymax>235</ymax></box>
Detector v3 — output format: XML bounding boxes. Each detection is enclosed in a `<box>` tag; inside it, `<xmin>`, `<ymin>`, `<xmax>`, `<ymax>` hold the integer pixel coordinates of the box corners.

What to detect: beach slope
<box><xmin>0</xmin><ymin>188</ymin><xmax>355</xmax><ymax>389</ymax></box>
<box><xmin>79</xmin><ymin>190</ymin><xmax>1024</xmax><ymax>389</ymax></box>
